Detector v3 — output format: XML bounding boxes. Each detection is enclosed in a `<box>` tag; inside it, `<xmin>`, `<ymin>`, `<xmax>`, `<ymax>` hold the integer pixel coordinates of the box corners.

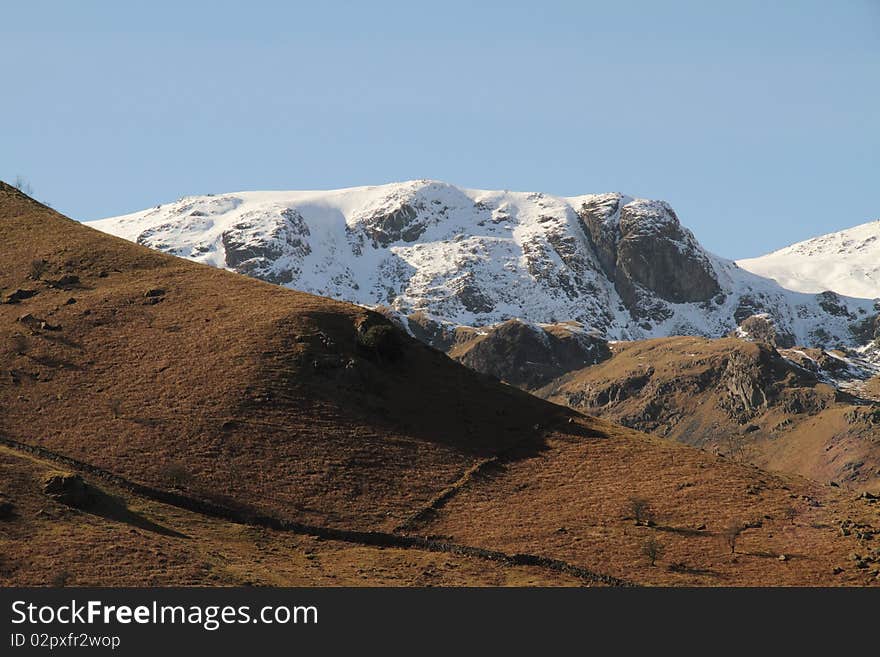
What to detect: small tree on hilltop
<box><xmin>12</xmin><ymin>175</ymin><xmax>33</xmax><ymax>196</ymax></box>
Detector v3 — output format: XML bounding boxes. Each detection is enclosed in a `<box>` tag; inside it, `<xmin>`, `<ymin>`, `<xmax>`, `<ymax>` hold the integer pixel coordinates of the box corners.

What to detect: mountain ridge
<box><xmin>90</xmin><ymin>180</ymin><xmax>879</xmax><ymax>351</ymax></box>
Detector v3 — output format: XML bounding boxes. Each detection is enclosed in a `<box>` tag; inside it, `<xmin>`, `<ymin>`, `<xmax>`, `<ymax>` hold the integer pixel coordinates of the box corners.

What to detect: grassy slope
<box><xmin>537</xmin><ymin>336</ymin><xmax>880</xmax><ymax>491</ymax></box>
<box><xmin>0</xmin><ymin>182</ymin><xmax>577</xmax><ymax>532</ymax></box>
<box><xmin>0</xmin><ymin>447</ymin><xmax>581</xmax><ymax>586</ymax></box>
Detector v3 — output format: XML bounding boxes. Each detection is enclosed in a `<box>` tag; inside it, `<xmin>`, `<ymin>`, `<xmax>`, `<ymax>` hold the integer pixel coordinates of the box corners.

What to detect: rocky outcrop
<box><xmin>817</xmin><ymin>291</ymin><xmax>855</xmax><ymax>318</ymax></box>
<box><xmin>221</xmin><ymin>208</ymin><xmax>311</xmax><ymax>284</ymax></box>
<box><xmin>358</xmin><ymin>203</ymin><xmax>426</xmax><ymax>247</ymax></box>
<box><xmin>577</xmin><ymin>196</ymin><xmax>721</xmax><ymax>318</ymax></box>
<box><xmin>735</xmin><ymin>313</ymin><xmax>795</xmax><ymax>348</ymax></box>
<box><xmin>576</xmin><ymin>193</ymin><xmax>624</xmax><ymax>278</ymax></box>
<box><xmin>2</xmin><ymin>289</ymin><xmax>38</xmax><ymax>304</ymax></box>
<box><xmin>722</xmin><ymin>349</ymin><xmax>773</xmax><ymax>415</ymax></box>
<box><xmin>449</xmin><ymin>320</ymin><xmax>611</xmax><ymax>389</ymax></box>
<box><xmin>615</xmin><ymin>200</ymin><xmax>721</xmax><ymax>309</ymax></box>
<box><xmin>849</xmin><ymin>311</ymin><xmax>880</xmax><ymax>345</ymax></box>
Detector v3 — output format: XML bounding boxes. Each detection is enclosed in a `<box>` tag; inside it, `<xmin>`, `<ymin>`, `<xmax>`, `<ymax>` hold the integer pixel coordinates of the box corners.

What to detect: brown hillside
<box><xmin>403</xmin><ymin>417</ymin><xmax>880</xmax><ymax>586</ymax></box>
<box><xmin>0</xmin><ymin>447</ymin><xmax>582</xmax><ymax>586</ymax></box>
<box><xmin>2</xmin><ymin>182</ymin><xmax>879</xmax><ymax>586</ymax></box>
<box><xmin>1</xmin><ymin>181</ymin><xmax>577</xmax><ymax>533</ymax></box>
<box><xmin>538</xmin><ymin>336</ymin><xmax>880</xmax><ymax>491</ymax></box>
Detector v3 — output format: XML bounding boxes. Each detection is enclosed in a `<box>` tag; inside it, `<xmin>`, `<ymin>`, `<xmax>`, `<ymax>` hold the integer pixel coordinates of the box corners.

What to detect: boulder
<box><xmin>42</xmin><ymin>473</ymin><xmax>91</xmax><ymax>508</ymax></box>
<box><xmin>48</xmin><ymin>274</ymin><xmax>80</xmax><ymax>289</ymax></box>
<box><xmin>2</xmin><ymin>289</ymin><xmax>38</xmax><ymax>304</ymax></box>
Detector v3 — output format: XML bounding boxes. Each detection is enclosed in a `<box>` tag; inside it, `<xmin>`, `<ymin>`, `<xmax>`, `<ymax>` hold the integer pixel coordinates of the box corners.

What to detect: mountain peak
<box><xmin>739</xmin><ymin>219</ymin><xmax>880</xmax><ymax>299</ymax></box>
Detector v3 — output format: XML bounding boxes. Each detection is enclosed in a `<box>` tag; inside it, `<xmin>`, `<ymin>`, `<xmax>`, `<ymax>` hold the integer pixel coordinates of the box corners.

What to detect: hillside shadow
<box><xmin>28</xmin><ymin>354</ymin><xmax>82</xmax><ymax>371</ymax></box>
<box><xmin>84</xmin><ymin>487</ymin><xmax>188</xmax><ymax>539</ymax></box>
<box><xmin>40</xmin><ymin>333</ymin><xmax>84</xmax><ymax>350</ymax></box>
<box><xmin>741</xmin><ymin>550</ymin><xmax>805</xmax><ymax>560</ymax></box>
<box><xmin>668</xmin><ymin>564</ymin><xmax>722</xmax><ymax>578</ymax></box>
<box><xmin>655</xmin><ymin>524</ymin><xmax>708</xmax><ymax>537</ymax></box>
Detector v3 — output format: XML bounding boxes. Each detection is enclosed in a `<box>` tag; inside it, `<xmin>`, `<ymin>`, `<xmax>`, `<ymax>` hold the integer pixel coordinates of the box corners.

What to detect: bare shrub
<box><xmin>50</xmin><ymin>570</ymin><xmax>71</xmax><ymax>587</ymax></box>
<box><xmin>108</xmin><ymin>399</ymin><xmax>122</xmax><ymax>419</ymax></box>
<box><xmin>641</xmin><ymin>537</ymin><xmax>665</xmax><ymax>566</ymax></box>
<box><xmin>160</xmin><ymin>462</ymin><xmax>192</xmax><ymax>488</ymax></box>
<box><xmin>29</xmin><ymin>258</ymin><xmax>49</xmax><ymax>280</ymax></box>
<box><xmin>627</xmin><ymin>497</ymin><xmax>654</xmax><ymax>526</ymax></box>
<box><xmin>722</xmin><ymin>523</ymin><xmax>745</xmax><ymax>555</ymax></box>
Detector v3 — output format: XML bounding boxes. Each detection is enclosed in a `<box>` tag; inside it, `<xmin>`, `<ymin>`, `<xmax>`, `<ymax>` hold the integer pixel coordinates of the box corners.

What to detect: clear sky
<box><xmin>2</xmin><ymin>0</ymin><xmax>878</xmax><ymax>258</ymax></box>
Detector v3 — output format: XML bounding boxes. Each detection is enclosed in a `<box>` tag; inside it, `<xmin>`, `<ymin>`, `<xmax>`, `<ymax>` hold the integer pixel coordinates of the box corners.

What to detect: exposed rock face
<box><xmin>448</xmin><ymin>320</ymin><xmax>611</xmax><ymax>389</ymax></box>
<box><xmin>722</xmin><ymin>348</ymin><xmax>775</xmax><ymax>415</ymax></box>
<box><xmin>451</xmin><ymin>273</ymin><xmax>494</xmax><ymax>314</ymax></box>
<box><xmin>576</xmin><ymin>193</ymin><xmax>624</xmax><ymax>278</ymax></box>
<box><xmin>734</xmin><ymin>294</ymin><xmax>766</xmax><ymax>324</ymax></box>
<box><xmin>578</xmin><ymin>196</ymin><xmax>721</xmax><ymax>317</ymax></box>
<box><xmin>817</xmin><ymin>291</ymin><xmax>854</xmax><ymax>318</ymax></box>
<box><xmin>850</xmin><ymin>312</ymin><xmax>880</xmax><ymax>344</ymax></box>
<box><xmin>358</xmin><ymin>203</ymin><xmax>426</xmax><ymax>247</ymax></box>
<box><xmin>615</xmin><ymin>200</ymin><xmax>721</xmax><ymax>310</ymax></box>
<box><xmin>221</xmin><ymin>208</ymin><xmax>311</xmax><ymax>285</ymax></box>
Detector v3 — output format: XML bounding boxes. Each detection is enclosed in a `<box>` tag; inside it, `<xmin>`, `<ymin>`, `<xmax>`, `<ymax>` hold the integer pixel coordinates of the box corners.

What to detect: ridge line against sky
<box><xmin>2</xmin><ymin>0</ymin><xmax>878</xmax><ymax>259</ymax></box>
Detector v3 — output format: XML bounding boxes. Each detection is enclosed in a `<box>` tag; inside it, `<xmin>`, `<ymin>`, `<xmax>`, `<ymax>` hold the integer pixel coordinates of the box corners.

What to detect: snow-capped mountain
<box><xmin>738</xmin><ymin>220</ymin><xmax>880</xmax><ymax>299</ymax></box>
<box><xmin>89</xmin><ymin>180</ymin><xmax>878</xmax><ymax>348</ymax></box>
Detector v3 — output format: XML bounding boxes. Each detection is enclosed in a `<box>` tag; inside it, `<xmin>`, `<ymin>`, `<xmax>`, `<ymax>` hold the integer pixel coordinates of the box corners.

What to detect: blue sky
<box><xmin>2</xmin><ymin>0</ymin><xmax>878</xmax><ymax>258</ymax></box>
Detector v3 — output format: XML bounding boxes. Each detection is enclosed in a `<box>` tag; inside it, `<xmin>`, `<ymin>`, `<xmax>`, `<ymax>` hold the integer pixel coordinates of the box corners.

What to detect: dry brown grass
<box><xmin>402</xmin><ymin>420</ymin><xmax>880</xmax><ymax>586</ymax></box>
<box><xmin>0</xmin><ymin>447</ymin><xmax>581</xmax><ymax>586</ymax></box>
